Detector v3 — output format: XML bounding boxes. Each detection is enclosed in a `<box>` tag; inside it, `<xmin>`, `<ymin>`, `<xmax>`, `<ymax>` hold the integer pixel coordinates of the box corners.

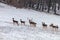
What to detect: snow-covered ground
<box><xmin>0</xmin><ymin>3</ymin><xmax>60</xmax><ymax>40</ymax></box>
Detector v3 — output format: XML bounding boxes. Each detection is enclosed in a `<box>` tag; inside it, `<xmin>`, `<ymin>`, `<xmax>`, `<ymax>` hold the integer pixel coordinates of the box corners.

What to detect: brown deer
<box><xmin>42</xmin><ymin>22</ymin><xmax>47</xmax><ymax>28</ymax></box>
<box><xmin>12</xmin><ymin>18</ymin><xmax>19</xmax><ymax>25</ymax></box>
<box><xmin>20</xmin><ymin>19</ymin><xmax>25</xmax><ymax>25</ymax></box>
<box><xmin>29</xmin><ymin>19</ymin><xmax>36</xmax><ymax>27</ymax></box>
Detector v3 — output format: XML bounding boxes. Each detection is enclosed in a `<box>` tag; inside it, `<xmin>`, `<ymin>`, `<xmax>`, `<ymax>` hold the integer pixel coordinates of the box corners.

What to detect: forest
<box><xmin>0</xmin><ymin>0</ymin><xmax>60</xmax><ymax>15</ymax></box>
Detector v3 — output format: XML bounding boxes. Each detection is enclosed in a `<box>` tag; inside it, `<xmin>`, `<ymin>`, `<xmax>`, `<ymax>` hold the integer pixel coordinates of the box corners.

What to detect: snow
<box><xmin>0</xmin><ymin>3</ymin><xmax>60</xmax><ymax>40</ymax></box>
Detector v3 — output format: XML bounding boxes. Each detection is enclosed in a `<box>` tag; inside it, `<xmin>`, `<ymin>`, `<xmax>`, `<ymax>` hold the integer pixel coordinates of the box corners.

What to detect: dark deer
<box><xmin>50</xmin><ymin>24</ymin><xmax>58</xmax><ymax>29</ymax></box>
<box><xmin>42</xmin><ymin>22</ymin><xmax>47</xmax><ymax>28</ymax></box>
<box><xmin>12</xmin><ymin>18</ymin><xmax>19</xmax><ymax>25</ymax></box>
<box><xmin>20</xmin><ymin>19</ymin><xmax>25</xmax><ymax>25</ymax></box>
<box><xmin>29</xmin><ymin>19</ymin><xmax>36</xmax><ymax>27</ymax></box>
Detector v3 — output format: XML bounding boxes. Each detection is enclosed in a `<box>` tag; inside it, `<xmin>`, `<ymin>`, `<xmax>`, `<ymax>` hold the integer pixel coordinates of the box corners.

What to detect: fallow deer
<box><xmin>50</xmin><ymin>24</ymin><xmax>58</xmax><ymax>29</ymax></box>
<box><xmin>20</xmin><ymin>19</ymin><xmax>25</xmax><ymax>25</ymax></box>
<box><xmin>29</xmin><ymin>19</ymin><xmax>36</xmax><ymax>27</ymax></box>
<box><xmin>42</xmin><ymin>22</ymin><xmax>47</xmax><ymax>28</ymax></box>
<box><xmin>12</xmin><ymin>18</ymin><xmax>19</xmax><ymax>25</ymax></box>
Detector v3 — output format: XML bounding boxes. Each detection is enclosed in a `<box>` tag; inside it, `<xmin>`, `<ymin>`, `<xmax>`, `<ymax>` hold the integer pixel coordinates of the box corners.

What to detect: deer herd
<box><xmin>12</xmin><ymin>18</ymin><xmax>59</xmax><ymax>31</ymax></box>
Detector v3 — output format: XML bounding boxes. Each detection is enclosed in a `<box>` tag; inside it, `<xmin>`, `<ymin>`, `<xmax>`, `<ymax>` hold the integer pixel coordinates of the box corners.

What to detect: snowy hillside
<box><xmin>0</xmin><ymin>3</ymin><xmax>60</xmax><ymax>40</ymax></box>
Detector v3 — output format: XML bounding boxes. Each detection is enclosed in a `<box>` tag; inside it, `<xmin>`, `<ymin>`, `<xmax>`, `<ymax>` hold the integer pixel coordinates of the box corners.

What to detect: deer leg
<box><xmin>43</xmin><ymin>26</ymin><xmax>47</xmax><ymax>30</ymax></box>
<box><xmin>17</xmin><ymin>23</ymin><xmax>19</xmax><ymax>26</ymax></box>
<box><xmin>13</xmin><ymin>22</ymin><xmax>15</xmax><ymax>25</ymax></box>
<box><xmin>21</xmin><ymin>23</ymin><xmax>22</xmax><ymax>25</ymax></box>
<box><xmin>30</xmin><ymin>24</ymin><xmax>32</xmax><ymax>27</ymax></box>
<box><xmin>55</xmin><ymin>28</ymin><xmax>58</xmax><ymax>31</ymax></box>
<box><xmin>24</xmin><ymin>23</ymin><xmax>25</xmax><ymax>25</ymax></box>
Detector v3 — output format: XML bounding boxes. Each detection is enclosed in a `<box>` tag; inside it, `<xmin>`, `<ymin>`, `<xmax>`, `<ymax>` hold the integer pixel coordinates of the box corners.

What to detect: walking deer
<box><xmin>12</xmin><ymin>18</ymin><xmax>19</xmax><ymax>25</ymax></box>
<box><xmin>20</xmin><ymin>19</ymin><xmax>25</xmax><ymax>25</ymax></box>
<box><xmin>29</xmin><ymin>19</ymin><xmax>36</xmax><ymax>27</ymax></box>
<box><xmin>50</xmin><ymin>24</ymin><xmax>58</xmax><ymax>29</ymax></box>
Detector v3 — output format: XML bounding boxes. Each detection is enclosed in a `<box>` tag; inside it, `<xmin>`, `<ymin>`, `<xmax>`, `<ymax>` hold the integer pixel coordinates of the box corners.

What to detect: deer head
<box><xmin>12</xmin><ymin>18</ymin><xmax>14</xmax><ymax>20</ymax></box>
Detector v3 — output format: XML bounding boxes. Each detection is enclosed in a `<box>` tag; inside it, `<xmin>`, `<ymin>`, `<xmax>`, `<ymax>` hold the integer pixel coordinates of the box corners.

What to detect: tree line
<box><xmin>0</xmin><ymin>0</ymin><xmax>60</xmax><ymax>15</ymax></box>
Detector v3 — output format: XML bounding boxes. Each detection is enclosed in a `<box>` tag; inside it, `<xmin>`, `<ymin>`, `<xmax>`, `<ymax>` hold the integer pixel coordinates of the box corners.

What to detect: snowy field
<box><xmin>0</xmin><ymin>3</ymin><xmax>60</xmax><ymax>40</ymax></box>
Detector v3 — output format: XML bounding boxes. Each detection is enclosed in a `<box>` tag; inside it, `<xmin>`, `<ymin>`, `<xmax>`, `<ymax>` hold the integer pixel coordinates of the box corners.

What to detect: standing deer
<box><xmin>42</xmin><ymin>22</ymin><xmax>47</xmax><ymax>28</ymax></box>
<box><xmin>29</xmin><ymin>19</ymin><xmax>36</xmax><ymax>27</ymax></box>
<box><xmin>12</xmin><ymin>18</ymin><xmax>19</xmax><ymax>25</ymax></box>
<box><xmin>20</xmin><ymin>19</ymin><xmax>25</xmax><ymax>25</ymax></box>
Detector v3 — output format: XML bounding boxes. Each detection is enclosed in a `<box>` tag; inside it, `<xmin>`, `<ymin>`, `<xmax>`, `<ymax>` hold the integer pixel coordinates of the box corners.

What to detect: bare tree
<box><xmin>47</xmin><ymin>0</ymin><xmax>52</xmax><ymax>13</ymax></box>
